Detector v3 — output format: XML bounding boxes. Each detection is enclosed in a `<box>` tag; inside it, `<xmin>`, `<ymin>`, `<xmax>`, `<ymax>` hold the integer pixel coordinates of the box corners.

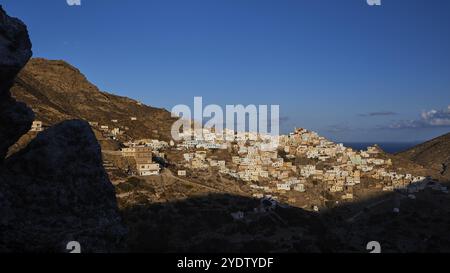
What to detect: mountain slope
<box><xmin>11</xmin><ymin>58</ymin><xmax>177</xmax><ymax>142</ymax></box>
<box><xmin>397</xmin><ymin>132</ymin><xmax>450</xmax><ymax>179</ymax></box>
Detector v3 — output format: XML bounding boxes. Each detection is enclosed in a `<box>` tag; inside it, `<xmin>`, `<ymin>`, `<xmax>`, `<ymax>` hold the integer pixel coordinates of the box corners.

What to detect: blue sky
<box><xmin>2</xmin><ymin>0</ymin><xmax>450</xmax><ymax>142</ymax></box>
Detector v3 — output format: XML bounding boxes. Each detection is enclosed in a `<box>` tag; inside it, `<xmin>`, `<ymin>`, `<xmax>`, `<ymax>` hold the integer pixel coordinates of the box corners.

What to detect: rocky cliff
<box><xmin>0</xmin><ymin>6</ymin><xmax>125</xmax><ymax>252</ymax></box>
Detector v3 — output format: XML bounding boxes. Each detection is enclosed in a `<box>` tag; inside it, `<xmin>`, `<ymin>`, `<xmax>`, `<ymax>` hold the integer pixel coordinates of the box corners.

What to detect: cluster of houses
<box><xmin>174</xmin><ymin>127</ymin><xmax>443</xmax><ymax>202</ymax></box>
<box><xmin>123</xmin><ymin>139</ymin><xmax>169</xmax><ymax>154</ymax></box>
<box><xmin>120</xmin><ymin>140</ymin><xmax>168</xmax><ymax>176</ymax></box>
<box><xmin>33</xmin><ymin>117</ymin><xmax>448</xmax><ymax>203</ymax></box>
<box><xmin>175</xmin><ymin>129</ymin><xmax>312</xmax><ymax>197</ymax></box>
<box><xmin>87</xmin><ymin>120</ymin><xmax>169</xmax><ymax>177</ymax></box>
<box><xmin>76</xmin><ymin>118</ymin><xmax>449</xmax><ymax>207</ymax></box>
<box><xmin>174</xmin><ymin>128</ymin><xmax>278</xmax><ymax>151</ymax></box>
<box><xmin>88</xmin><ymin>120</ymin><xmax>131</xmax><ymax>141</ymax></box>
<box><xmin>278</xmin><ymin>128</ymin><xmax>433</xmax><ymax>199</ymax></box>
<box><xmin>182</xmin><ymin>151</ymin><xmax>227</xmax><ymax>170</ymax></box>
<box><xmin>177</xmin><ymin>130</ymin><xmax>295</xmax><ymax>180</ymax></box>
<box><xmin>88</xmin><ymin>115</ymin><xmax>143</xmax><ymax>140</ymax></box>
<box><xmin>29</xmin><ymin>119</ymin><xmax>134</xmax><ymax>138</ymax></box>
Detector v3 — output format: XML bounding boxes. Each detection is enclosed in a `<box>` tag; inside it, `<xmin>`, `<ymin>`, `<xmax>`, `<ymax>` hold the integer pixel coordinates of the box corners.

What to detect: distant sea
<box><xmin>343</xmin><ymin>142</ymin><xmax>421</xmax><ymax>154</ymax></box>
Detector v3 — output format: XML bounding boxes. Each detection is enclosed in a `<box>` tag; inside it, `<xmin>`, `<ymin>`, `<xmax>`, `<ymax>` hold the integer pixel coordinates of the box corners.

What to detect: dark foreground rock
<box><xmin>1</xmin><ymin>120</ymin><xmax>126</xmax><ymax>252</ymax></box>
<box><xmin>0</xmin><ymin>6</ymin><xmax>126</xmax><ymax>252</ymax></box>
<box><xmin>0</xmin><ymin>5</ymin><xmax>34</xmax><ymax>160</ymax></box>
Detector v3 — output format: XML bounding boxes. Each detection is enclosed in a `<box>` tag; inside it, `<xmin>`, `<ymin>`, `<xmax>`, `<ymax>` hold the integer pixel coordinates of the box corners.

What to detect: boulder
<box><xmin>0</xmin><ymin>5</ymin><xmax>34</xmax><ymax>160</ymax></box>
<box><xmin>1</xmin><ymin>120</ymin><xmax>126</xmax><ymax>252</ymax></box>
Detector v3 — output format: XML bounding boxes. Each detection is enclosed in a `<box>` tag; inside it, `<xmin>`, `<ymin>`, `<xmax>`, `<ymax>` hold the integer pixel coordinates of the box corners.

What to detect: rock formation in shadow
<box><xmin>0</xmin><ymin>6</ymin><xmax>125</xmax><ymax>252</ymax></box>
<box><xmin>0</xmin><ymin>5</ymin><xmax>34</xmax><ymax>160</ymax></box>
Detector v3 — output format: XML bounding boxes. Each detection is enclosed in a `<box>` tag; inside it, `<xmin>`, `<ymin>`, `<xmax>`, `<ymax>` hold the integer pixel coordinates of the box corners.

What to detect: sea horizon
<box><xmin>343</xmin><ymin>142</ymin><xmax>422</xmax><ymax>154</ymax></box>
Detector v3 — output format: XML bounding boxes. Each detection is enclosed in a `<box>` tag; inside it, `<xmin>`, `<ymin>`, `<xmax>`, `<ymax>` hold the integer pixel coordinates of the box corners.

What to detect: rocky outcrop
<box><xmin>0</xmin><ymin>5</ymin><xmax>34</xmax><ymax>160</ymax></box>
<box><xmin>0</xmin><ymin>6</ymin><xmax>126</xmax><ymax>252</ymax></box>
<box><xmin>1</xmin><ymin>120</ymin><xmax>126</xmax><ymax>252</ymax></box>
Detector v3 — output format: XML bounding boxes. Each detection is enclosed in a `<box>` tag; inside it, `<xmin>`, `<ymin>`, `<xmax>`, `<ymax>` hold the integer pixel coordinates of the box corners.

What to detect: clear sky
<box><xmin>2</xmin><ymin>0</ymin><xmax>450</xmax><ymax>142</ymax></box>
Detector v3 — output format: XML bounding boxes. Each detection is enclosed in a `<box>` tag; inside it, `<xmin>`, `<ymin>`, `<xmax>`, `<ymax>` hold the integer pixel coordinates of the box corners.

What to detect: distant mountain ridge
<box><xmin>11</xmin><ymin>58</ymin><xmax>177</xmax><ymax>142</ymax></box>
<box><xmin>397</xmin><ymin>132</ymin><xmax>450</xmax><ymax>178</ymax></box>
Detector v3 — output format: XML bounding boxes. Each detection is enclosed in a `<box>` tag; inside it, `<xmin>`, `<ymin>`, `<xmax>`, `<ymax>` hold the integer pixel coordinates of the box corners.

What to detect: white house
<box><xmin>277</xmin><ymin>183</ymin><xmax>291</xmax><ymax>191</ymax></box>
<box><xmin>30</xmin><ymin>121</ymin><xmax>43</xmax><ymax>132</ymax></box>
<box><xmin>293</xmin><ymin>184</ymin><xmax>305</xmax><ymax>192</ymax></box>
<box><xmin>136</xmin><ymin>159</ymin><xmax>160</xmax><ymax>176</ymax></box>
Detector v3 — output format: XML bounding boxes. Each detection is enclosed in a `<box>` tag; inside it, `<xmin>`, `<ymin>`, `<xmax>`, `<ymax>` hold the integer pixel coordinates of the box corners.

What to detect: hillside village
<box><xmin>3</xmin><ymin>4</ymin><xmax>450</xmax><ymax>253</ymax></box>
<box><xmin>8</xmin><ymin>56</ymin><xmax>450</xmax><ymax>252</ymax></box>
<box><xmin>14</xmin><ymin>69</ymin><xmax>450</xmax><ymax>252</ymax></box>
<box><xmin>29</xmin><ymin>117</ymin><xmax>449</xmax><ymax>215</ymax></box>
<box><xmin>18</xmin><ymin>59</ymin><xmax>448</xmax><ymax>212</ymax></box>
<box><xmin>12</xmin><ymin>59</ymin><xmax>450</xmax><ymax>253</ymax></box>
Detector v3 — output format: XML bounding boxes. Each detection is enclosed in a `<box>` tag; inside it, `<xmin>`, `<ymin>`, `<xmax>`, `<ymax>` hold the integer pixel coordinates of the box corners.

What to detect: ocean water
<box><xmin>343</xmin><ymin>142</ymin><xmax>420</xmax><ymax>154</ymax></box>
